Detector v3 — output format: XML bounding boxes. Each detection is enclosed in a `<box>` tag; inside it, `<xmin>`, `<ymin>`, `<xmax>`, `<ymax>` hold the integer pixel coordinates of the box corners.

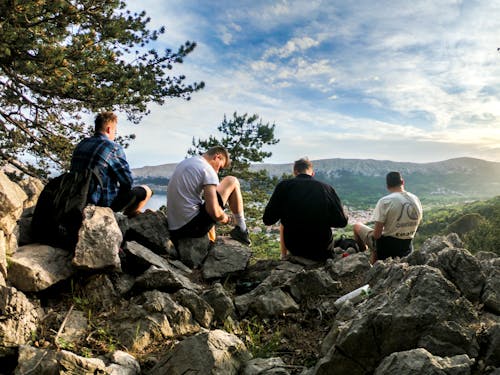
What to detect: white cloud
<box><xmin>263</xmin><ymin>36</ymin><xmax>320</xmax><ymax>59</ymax></box>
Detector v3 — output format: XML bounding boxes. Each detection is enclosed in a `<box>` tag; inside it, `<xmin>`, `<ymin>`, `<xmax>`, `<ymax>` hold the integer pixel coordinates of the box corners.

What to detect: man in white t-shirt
<box><xmin>353</xmin><ymin>171</ymin><xmax>423</xmax><ymax>264</ymax></box>
<box><xmin>167</xmin><ymin>146</ymin><xmax>250</xmax><ymax>246</ymax></box>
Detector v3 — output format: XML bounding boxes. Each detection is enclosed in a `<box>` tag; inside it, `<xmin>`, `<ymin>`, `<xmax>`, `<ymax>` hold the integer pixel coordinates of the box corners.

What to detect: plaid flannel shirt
<box><xmin>70</xmin><ymin>134</ymin><xmax>133</xmax><ymax>207</ymax></box>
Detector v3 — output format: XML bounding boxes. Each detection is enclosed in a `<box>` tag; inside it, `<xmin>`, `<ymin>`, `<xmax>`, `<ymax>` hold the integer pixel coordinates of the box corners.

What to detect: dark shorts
<box><xmin>169</xmin><ymin>192</ymin><xmax>224</xmax><ymax>240</ymax></box>
<box><xmin>110</xmin><ymin>186</ymin><xmax>148</xmax><ymax>212</ymax></box>
<box><xmin>376</xmin><ymin>236</ymin><xmax>413</xmax><ymax>260</ymax></box>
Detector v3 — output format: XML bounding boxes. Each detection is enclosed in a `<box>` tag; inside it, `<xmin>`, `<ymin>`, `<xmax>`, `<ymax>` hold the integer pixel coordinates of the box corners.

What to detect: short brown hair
<box><xmin>386</xmin><ymin>171</ymin><xmax>403</xmax><ymax>188</ymax></box>
<box><xmin>94</xmin><ymin>111</ymin><xmax>117</xmax><ymax>133</ymax></box>
<box><xmin>293</xmin><ymin>157</ymin><xmax>313</xmax><ymax>174</ymax></box>
<box><xmin>205</xmin><ymin>146</ymin><xmax>231</xmax><ymax>168</ymax></box>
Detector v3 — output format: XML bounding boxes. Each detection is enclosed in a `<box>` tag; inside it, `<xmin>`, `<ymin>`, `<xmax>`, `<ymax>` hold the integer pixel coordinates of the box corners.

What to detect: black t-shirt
<box><xmin>263</xmin><ymin>174</ymin><xmax>348</xmax><ymax>259</ymax></box>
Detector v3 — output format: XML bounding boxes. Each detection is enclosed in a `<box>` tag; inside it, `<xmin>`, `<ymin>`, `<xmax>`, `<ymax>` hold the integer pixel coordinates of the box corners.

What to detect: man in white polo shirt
<box><xmin>353</xmin><ymin>171</ymin><xmax>423</xmax><ymax>264</ymax></box>
<box><xmin>167</xmin><ymin>146</ymin><xmax>250</xmax><ymax>246</ymax></box>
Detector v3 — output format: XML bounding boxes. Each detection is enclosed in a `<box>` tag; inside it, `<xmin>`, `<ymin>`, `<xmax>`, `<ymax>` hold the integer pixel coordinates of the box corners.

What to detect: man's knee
<box><xmin>139</xmin><ymin>185</ymin><xmax>153</xmax><ymax>201</ymax></box>
<box><xmin>353</xmin><ymin>222</ymin><xmax>362</xmax><ymax>235</ymax></box>
<box><xmin>223</xmin><ymin>175</ymin><xmax>239</xmax><ymax>189</ymax></box>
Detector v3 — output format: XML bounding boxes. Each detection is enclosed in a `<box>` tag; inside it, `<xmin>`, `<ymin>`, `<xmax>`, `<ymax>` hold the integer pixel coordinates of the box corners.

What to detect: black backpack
<box><xmin>334</xmin><ymin>235</ymin><xmax>360</xmax><ymax>252</ymax></box>
<box><xmin>32</xmin><ymin>168</ymin><xmax>102</xmax><ymax>250</ymax></box>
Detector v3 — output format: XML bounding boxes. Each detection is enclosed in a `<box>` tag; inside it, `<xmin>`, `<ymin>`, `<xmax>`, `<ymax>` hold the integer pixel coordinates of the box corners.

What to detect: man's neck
<box><xmin>388</xmin><ymin>186</ymin><xmax>405</xmax><ymax>193</ymax></box>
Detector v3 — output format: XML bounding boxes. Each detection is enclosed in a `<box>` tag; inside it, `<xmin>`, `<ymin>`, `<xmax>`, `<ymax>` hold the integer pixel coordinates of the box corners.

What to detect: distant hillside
<box><xmin>133</xmin><ymin>157</ymin><xmax>500</xmax><ymax>208</ymax></box>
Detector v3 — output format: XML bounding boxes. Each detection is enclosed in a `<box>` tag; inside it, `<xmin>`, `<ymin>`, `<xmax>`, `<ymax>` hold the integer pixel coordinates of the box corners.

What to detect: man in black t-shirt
<box><xmin>263</xmin><ymin>158</ymin><xmax>348</xmax><ymax>261</ymax></box>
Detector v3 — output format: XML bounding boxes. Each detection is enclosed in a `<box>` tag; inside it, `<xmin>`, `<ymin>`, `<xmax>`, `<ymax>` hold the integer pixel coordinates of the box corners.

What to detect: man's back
<box><xmin>374</xmin><ymin>191</ymin><xmax>422</xmax><ymax>239</ymax></box>
<box><xmin>167</xmin><ymin>156</ymin><xmax>219</xmax><ymax>230</ymax></box>
<box><xmin>263</xmin><ymin>174</ymin><xmax>347</xmax><ymax>258</ymax></box>
<box><xmin>70</xmin><ymin>134</ymin><xmax>133</xmax><ymax>206</ymax></box>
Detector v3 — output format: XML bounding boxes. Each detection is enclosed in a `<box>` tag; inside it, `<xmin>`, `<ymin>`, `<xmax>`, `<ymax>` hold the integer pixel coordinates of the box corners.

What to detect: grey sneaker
<box><xmin>229</xmin><ymin>226</ymin><xmax>251</xmax><ymax>245</ymax></box>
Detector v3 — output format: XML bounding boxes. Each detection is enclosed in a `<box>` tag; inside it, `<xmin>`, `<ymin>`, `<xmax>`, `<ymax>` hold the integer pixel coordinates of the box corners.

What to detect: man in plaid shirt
<box><xmin>70</xmin><ymin>111</ymin><xmax>152</xmax><ymax>217</ymax></box>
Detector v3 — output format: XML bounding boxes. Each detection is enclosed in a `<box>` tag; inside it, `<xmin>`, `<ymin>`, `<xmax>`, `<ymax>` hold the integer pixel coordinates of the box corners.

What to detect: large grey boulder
<box><xmin>313</xmin><ymin>263</ymin><xmax>479</xmax><ymax>375</ymax></box>
<box><xmin>73</xmin><ymin>206</ymin><xmax>122</xmax><ymax>271</ymax></box>
<box><xmin>374</xmin><ymin>348</ymin><xmax>474</xmax><ymax>375</ymax></box>
<box><xmin>8</xmin><ymin>244</ymin><xmax>74</xmax><ymax>292</ymax></box>
<box><xmin>177</xmin><ymin>236</ymin><xmax>210</xmax><ymax>268</ymax></box>
<box><xmin>202</xmin><ymin>237</ymin><xmax>251</xmax><ymax>279</ymax></box>
<box><xmin>126</xmin><ymin>210</ymin><xmax>175</xmax><ymax>256</ymax></box>
<box><xmin>149</xmin><ymin>329</ymin><xmax>251</xmax><ymax>375</ymax></box>
<box><xmin>0</xmin><ymin>171</ymin><xmax>27</xmax><ymax>234</ymax></box>
<box><xmin>0</xmin><ymin>286</ymin><xmax>39</xmax><ymax>355</ymax></box>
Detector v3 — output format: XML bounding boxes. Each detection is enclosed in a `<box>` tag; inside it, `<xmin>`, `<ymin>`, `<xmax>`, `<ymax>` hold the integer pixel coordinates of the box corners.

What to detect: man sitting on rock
<box><xmin>263</xmin><ymin>157</ymin><xmax>348</xmax><ymax>261</ymax></box>
<box><xmin>353</xmin><ymin>171</ymin><xmax>423</xmax><ymax>264</ymax></box>
<box><xmin>167</xmin><ymin>146</ymin><xmax>251</xmax><ymax>246</ymax></box>
<box><xmin>70</xmin><ymin>111</ymin><xmax>152</xmax><ymax>217</ymax></box>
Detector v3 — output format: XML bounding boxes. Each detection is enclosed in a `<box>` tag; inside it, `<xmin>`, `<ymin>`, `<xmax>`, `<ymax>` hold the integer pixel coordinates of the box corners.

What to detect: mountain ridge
<box><xmin>132</xmin><ymin>156</ymin><xmax>500</xmax><ymax>178</ymax></box>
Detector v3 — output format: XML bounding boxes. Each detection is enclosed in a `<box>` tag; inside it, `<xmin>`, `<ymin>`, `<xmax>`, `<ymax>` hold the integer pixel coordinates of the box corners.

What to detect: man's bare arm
<box><xmin>373</xmin><ymin>221</ymin><xmax>384</xmax><ymax>239</ymax></box>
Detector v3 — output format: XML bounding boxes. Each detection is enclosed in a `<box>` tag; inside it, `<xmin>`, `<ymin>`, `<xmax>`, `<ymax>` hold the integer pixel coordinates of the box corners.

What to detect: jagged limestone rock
<box><xmin>149</xmin><ymin>329</ymin><xmax>251</xmax><ymax>375</ymax></box>
<box><xmin>0</xmin><ymin>230</ymin><xmax>6</xmax><ymax>281</ymax></box>
<box><xmin>202</xmin><ymin>237</ymin><xmax>251</xmax><ymax>279</ymax></box>
<box><xmin>242</xmin><ymin>357</ymin><xmax>290</xmax><ymax>375</ymax></box>
<box><xmin>73</xmin><ymin>206</ymin><xmax>122</xmax><ymax>271</ymax></box>
<box><xmin>251</xmin><ymin>288</ymin><xmax>299</xmax><ymax>317</ymax></box>
<box><xmin>289</xmin><ymin>268</ymin><xmax>342</xmax><ymax>302</ymax></box>
<box><xmin>112</xmin><ymin>290</ymin><xmax>199</xmax><ymax>352</ymax></box>
<box><xmin>314</xmin><ymin>263</ymin><xmax>479</xmax><ymax>375</ymax></box>
<box><xmin>57</xmin><ymin>309</ymin><xmax>88</xmax><ymax>346</ymax></box>
<box><xmin>81</xmin><ymin>274</ymin><xmax>120</xmax><ymax>311</ymax></box>
<box><xmin>482</xmin><ymin>323</ymin><xmax>500</xmax><ymax>368</ymax></box>
<box><xmin>480</xmin><ymin>257</ymin><xmax>500</xmax><ymax>314</ymax></box>
<box><xmin>374</xmin><ymin>348</ymin><xmax>474</xmax><ymax>375</ymax></box>
<box><xmin>0</xmin><ymin>286</ymin><xmax>39</xmax><ymax>355</ymax></box>
<box><xmin>428</xmin><ymin>247</ymin><xmax>485</xmax><ymax>303</ymax></box>
<box><xmin>126</xmin><ymin>210</ymin><xmax>175</xmax><ymax>256</ymax></box>
<box><xmin>0</xmin><ymin>171</ymin><xmax>27</xmax><ymax>235</ymax></box>
<box><xmin>15</xmin><ymin>346</ymin><xmax>141</xmax><ymax>375</ymax></box>
<box><xmin>177</xmin><ymin>236</ymin><xmax>210</xmax><ymax>268</ymax></box>
<box><xmin>18</xmin><ymin>177</ymin><xmax>44</xmax><ymax>209</ymax></box>
<box><xmin>106</xmin><ymin>350</ymin><xmax>141</xmax><ymax>375</ymax></box>
<box><xmin>125</xmin><ymin>240</ymin><xmax>191</xmax><ymax>276</ymax></box>
<box><xmin>174</xmin><ymin>289</ymin><xmax>215</xmax><ymax>328</ymax></box>
<box><xmin>8</xmin><ymin>244</ymin><xmax>74</xmax><ymax>292</ymax></box>
<box><xmin>202</xmin><ymin>283</ymin><xmax>235</xmax><ymax>323</ymax></box>
<box><xmin>134</xmin><ymin>264</ymin><xmax>201</xmax><ymax>294</ymax></box>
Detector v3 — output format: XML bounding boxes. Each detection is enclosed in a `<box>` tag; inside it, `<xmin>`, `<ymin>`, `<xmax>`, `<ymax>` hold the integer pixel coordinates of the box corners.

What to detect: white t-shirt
<box><xmin>166</xmin><ymin>156</ymin><xmax>219</xmax><ymax>230</ymax></box>
<box><xmin>372</xmin><ymin>191</ymin><xmax>423</xmax><ymax>239</ymax></box>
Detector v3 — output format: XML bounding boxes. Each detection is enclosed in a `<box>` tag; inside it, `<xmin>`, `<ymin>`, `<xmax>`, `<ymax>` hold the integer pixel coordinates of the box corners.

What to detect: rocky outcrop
<box><xmin>0</xmin><ymin>171</ymin><xmax>497</xmax><ymax>375</ymax></box>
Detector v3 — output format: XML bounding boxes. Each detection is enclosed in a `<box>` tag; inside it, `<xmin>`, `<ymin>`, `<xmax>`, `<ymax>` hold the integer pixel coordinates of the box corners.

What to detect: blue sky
<box><xmin>120</xmin><ymin>0</ymin><xmax>500</xmax><ymax>168</ymax></box>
